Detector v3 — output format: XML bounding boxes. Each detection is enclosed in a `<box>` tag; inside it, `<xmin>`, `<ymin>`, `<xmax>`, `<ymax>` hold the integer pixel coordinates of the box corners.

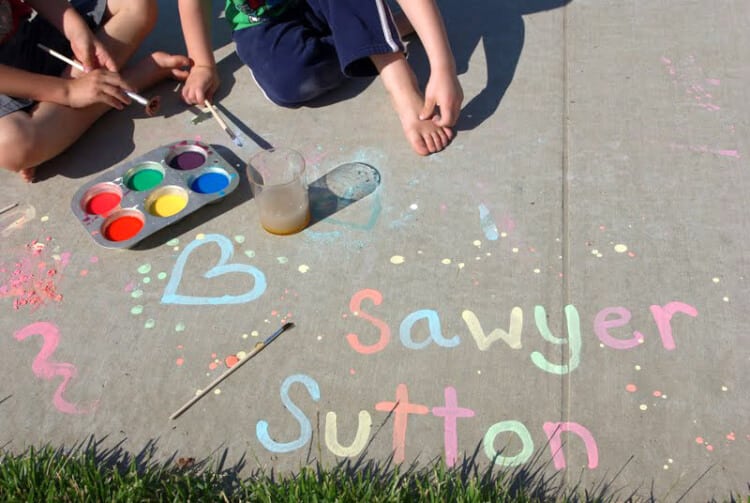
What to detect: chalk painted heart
<box><xmin>162</xmin><ymin>234</ymin><xmax>267</xmax><ymax>305</ymax></box>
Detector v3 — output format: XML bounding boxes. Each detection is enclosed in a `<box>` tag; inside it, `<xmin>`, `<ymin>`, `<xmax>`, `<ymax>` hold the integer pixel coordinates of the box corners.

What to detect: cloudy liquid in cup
<box><xmin>256</xmin><ymin>186</ymin><xmax>310</xmax><ymax>235</ymax></box>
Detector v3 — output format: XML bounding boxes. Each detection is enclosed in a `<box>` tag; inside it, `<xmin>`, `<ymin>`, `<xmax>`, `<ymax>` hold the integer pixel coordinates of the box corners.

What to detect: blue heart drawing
<box><xmin>161</xmin><ymin>234</ymin><xmax>267</xmax><ymax>305</ymax></box>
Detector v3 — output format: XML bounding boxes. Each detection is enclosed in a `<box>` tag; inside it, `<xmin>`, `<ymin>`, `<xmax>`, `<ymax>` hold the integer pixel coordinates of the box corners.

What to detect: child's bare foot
<box><xmin>392</xmin><ymin>87</ymin><xmax>453</xmax><ymax>155</ymax></box>
<box><xmin>19</xmin><ymin>166</ymin><xmax>36</xmax><ymax>183</ymax></box>
<box><xmin>125</xmin><ymin>52</ymin><xmax>191</xmax><ymax>91</ymax></box>
<box><xmin>373</xmin><ymin>53</ymin><xmax>454</xmax><ymax>155</ymax></box>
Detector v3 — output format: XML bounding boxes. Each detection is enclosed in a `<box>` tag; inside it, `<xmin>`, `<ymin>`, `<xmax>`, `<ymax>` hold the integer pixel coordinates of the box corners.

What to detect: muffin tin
<box><xmin>71</xmin><ymin>140</ymin><xmax>239</xmax><ymax>248</ymax></box>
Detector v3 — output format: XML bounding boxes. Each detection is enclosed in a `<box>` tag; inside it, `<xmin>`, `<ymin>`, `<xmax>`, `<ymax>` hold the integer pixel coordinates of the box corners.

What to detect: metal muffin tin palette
<box><xmin>71</xmin><ymin>140</ymin><xmax>239</xmax><ymax>248</ymax></box>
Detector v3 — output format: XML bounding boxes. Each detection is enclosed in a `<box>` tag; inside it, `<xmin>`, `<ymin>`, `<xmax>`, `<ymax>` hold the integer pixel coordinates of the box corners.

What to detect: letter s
<box><xmin>256</xmin><ymin>374</ymin><xmax>320</xmax><ymax>453</ymax></box>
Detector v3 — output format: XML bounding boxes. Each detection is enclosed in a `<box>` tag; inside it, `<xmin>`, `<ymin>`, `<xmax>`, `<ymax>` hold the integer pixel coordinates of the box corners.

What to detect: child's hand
<box><xmin>420</xmin><ymin>69</ymin><xmax>463</xmax><ymax>127</ymax></box>
<box><xmin>65</xmin><ymin>69</ymin><xmax>132</xmax><ymax>109</ymax></box>
<box><xmin>181</xmin><ymin>65</ymin><xmax>220</xmax><ymax>105</ymax></box>
<box><xmin>65</xmin><ymin>14</ymin><xmax>117</xmax><ymax>72</ymax></box>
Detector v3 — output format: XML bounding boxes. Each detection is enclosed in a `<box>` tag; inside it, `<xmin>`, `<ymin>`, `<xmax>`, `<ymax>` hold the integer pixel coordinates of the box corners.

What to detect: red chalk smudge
<box><xmin>225</xmin><ymin>355</ymin><xmax>239</xmax><ymax>368</ymax></box>
<box><xmin>625</xmin><ymin>384</ymin><xmax>637</xmax><ymax>393</ymax></box>
<box><xmin>0</xmin><ymin>240</ymin><xmax>69</xmax><ymax>311</ymax></box>
<box><xmin>176</xmin><ymin>358</ymin><xmax>184</xmax><ymax>366</ymax></box>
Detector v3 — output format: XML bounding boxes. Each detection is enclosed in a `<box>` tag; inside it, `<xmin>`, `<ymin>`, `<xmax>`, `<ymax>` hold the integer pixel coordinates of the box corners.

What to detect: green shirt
<box><xmin>225</xmin><ymin>0</ymin><xmax>296</xmax><ymax>31</ymax></box>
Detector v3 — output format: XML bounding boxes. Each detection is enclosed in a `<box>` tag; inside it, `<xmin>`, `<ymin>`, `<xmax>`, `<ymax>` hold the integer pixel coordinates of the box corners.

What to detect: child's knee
<box><xmin>112</xmin><ymin>0</ymin><xmax>158</xmax><ymax>36</ymax></box>
<box><xmin>0</xmin><ymin>116</ymin><xmax>36</xmax><ymax>172</ymax></box>
<box><xmin>257</xmin><ymin>63</ymin><xmax>345</xmax><ymax>107</ymax></box>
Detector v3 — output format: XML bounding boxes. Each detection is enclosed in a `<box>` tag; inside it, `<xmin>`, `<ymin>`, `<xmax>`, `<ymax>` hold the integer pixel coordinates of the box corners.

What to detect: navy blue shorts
<box><xmin>233</xmin><ymin>0</ymin><xmax>404</xmax><ymax>107</ymax></box>
<box><xmin>0</xmin><ymin>0</ymin><xmax>107</xmax><ymax>117</ymax></box>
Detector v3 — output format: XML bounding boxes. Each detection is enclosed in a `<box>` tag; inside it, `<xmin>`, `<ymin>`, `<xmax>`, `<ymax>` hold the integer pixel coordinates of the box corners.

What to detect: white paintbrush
<box><xmin>204</xmin><ymin>99</ymin><xmax>242</xmax><ymax>147</ymax></box>
<box><xmin>170</xmin><ymin>322</ymin><xmax>294</xmax><ymax>420</ymax></box>
<box><xmin>37</xmin><ymin>43</ymin><xmax>160</xmax><ymax>116</ymax></box>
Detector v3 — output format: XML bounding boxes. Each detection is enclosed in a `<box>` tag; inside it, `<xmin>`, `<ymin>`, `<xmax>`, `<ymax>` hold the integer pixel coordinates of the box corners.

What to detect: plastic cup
<box><xmin>247</xmin><ymin>148</ymin><xmax>310</xmax><ymax>235</ymax></box>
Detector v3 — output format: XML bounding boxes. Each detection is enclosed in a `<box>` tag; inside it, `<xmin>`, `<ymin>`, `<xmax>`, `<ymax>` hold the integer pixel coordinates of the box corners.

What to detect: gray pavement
<box><xmin>1</xmin><ymin>0</ymin><xmax>748</xmax><ymax>500</ymax></box>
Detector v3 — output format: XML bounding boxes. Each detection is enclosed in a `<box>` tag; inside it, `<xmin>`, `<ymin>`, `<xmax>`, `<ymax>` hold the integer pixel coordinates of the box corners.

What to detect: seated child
<box><xmin>177</xmin><ymin>0</ymin><xmax>463</xmax><ymax>156</ymax></box>
<box><xmin>0</xmin><ymin>0</ymin><xmax>191</xmax><ymax>181</ymax></box>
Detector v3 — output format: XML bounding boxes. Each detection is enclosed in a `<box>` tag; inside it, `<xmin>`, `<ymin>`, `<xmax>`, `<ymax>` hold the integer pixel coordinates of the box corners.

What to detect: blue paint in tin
<box><xmin>191</xmin><ymin>171</ymin><xmax>230</xmax><ymax>194</ymax></box>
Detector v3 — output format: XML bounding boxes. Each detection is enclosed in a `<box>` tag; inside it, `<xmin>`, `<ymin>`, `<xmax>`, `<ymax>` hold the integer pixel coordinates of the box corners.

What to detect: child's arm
<box><xmin>392</xmin><ymin>0</ymin><xmax>463</xmax><ymax>127</ymax></box>
<box><xmin>25</xmin><ymin>0</ymin><xmax>116</xmax><ymax>72</ymax></box>
<box><xmin>177</xmin><ymin>0</ymin><xmax>219</xmax><ymax>105</ymax></box>
<box><xmin>0</xmin><ymin>63</ymin><xmax>131</xmax><ymax>109</ymax></box>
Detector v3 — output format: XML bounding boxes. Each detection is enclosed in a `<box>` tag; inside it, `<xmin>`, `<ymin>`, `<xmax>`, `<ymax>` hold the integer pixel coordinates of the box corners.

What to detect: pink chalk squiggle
<box><xmin>14</xmin><ymin>322</ymin><xmax>97</xmax><ymax>414</ymax></box>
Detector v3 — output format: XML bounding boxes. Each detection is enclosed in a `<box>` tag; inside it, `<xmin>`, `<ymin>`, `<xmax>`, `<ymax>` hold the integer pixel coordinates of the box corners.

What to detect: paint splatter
<box><xmin>298</xmin><ymin>264</ymin><xmax>310</xmax><ymax>273</ymax></box>
<box><xmin>390</xmin><ymin>255</ymin><xmax>405</xmax><ymax>265</ymax></box>
<box><xmin>614</xmin><ymin>244</ymin><xmax>628</xmax><ymax>253</ymax></box>
<box><xmin>0</xmin><ymin>240</ymin><xmax>69</xmax><ymax>311</ymax></box>
<box><xmin>478</xmin><ymin>204</ymin><xmax>499</xmax><ymax>241</ymax></box>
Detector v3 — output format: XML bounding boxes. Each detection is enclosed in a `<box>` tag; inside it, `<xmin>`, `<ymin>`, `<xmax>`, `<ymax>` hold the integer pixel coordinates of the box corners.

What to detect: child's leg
<box><xmin>0</xmin><ymin>0</ymin><xmax>185</xmax><ymax>180</ymax></box>
<box><xmin>307</xmin><ymin>0</ymin><xmax>452</xmax><ymax>155</ymax></box>
<box><xmin>0</xmin><ymin>52</ymin><xmax>189</xmax><ymax>181</ymax></box>
<box><xmin>232</xmin><ymin>6</ymin><xmax>345</xmax><ymax>107</ymax></box>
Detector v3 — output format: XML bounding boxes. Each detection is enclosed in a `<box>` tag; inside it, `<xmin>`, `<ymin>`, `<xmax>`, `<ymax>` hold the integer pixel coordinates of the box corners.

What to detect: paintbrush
<box><xmin>37</xmin><ymin>43</ymin><xmax>160</xmax><ymax>116</ymax></box>
<box><xmin>169</xmin><ymin>322</ymin><xmax>294</xmax><ymax>420</ymax></box>
<box><xmin>204</xmin><ymin>100</ymin><xmax>242</xmax><ymax>147</ymax></box>
<box><xmin>0</xmin><ymin>202</ymin><xmax>18</xmax><ymax>215</ymax></box>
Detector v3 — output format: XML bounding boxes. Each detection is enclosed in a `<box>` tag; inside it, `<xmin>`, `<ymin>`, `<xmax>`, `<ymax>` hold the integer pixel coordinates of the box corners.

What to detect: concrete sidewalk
<box><xmin>1</xmin><ymin>0</ymin><xmax>748</xmax><ymax>500</ymax></box>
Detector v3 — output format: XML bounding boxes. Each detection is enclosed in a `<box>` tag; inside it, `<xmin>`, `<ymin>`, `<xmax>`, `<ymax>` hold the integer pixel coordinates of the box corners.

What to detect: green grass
<box><xmin>0</xmin><ymin>441</ymin><xmax>745</xmax><ymax>502</ymax></box>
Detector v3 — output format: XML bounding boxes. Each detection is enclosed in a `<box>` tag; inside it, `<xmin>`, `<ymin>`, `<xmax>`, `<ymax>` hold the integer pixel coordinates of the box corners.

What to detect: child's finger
<box><xmin>419</xmin><ymin>98</ymin><xmax>437</xmax><ymax>121</ymax></box>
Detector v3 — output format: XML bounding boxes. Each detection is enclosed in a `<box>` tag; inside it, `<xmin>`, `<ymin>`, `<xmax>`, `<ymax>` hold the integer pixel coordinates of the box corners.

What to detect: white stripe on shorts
<box><xmin>373</xmin><ymin>0</ymin><xmax>401</xmax><ymax>52</ymax></box>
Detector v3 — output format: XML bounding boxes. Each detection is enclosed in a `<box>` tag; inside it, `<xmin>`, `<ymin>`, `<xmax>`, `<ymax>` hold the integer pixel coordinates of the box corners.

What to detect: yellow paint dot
<box><xmin>723</xmin><ymin>296</ymin><xmax>730</xmax><ymax>302</ymax></box>
<box><xmin>196</xmin><ymin>233</ymin><xmax>205</xmax><ymax>240</ymax></box>
<box><xmin>721</xmin><ymin>386</ymin><xmax>728</xmax><ymax>391</ymax></box>
<box><xmin>390</xmin><ymin>255</ymin><xmax>405</xmax><ymax>264</ymax></box>
<box><xmin>237</xmin><ymin>351</ymin><xmax>247</xmax><ymax>359</ymax></box>
<box><xmin>473</xmin><ymin>240</ymin><xmax>482</xmax><ymax>247</ymax></box>
<box><xmin>635</xmin><ymin>365</ymin><xmax>642</xmax><ymax>370</ymax></box>
<box><xmin>712</xmin><ymin>277</ymin><xmax>720</xmax><ymax>283</ymax></box>
<box><xmin>500</xmin><ymin>232</ymin><xmax>507</xmax><ymax>238</ymax></box>
<box><xmin>441</xmin><ymin>258</ymin><xmax>452</xmax><ymax>265</ymax></box>
<box><xmin>533</xmin><ymin>268</ymin><xmax>541</xmax><ymax>274</ymax></box>
<box><xmin>41</xmin><ymin>215</ymin><xmax>49</xmax><ymax>222</ymax></box>
<box><xmin>458</xmin><ymin>263</ymin><xmax>465</xmax><ymax>269</ymax></box>
<box><xmin>242</xmin><ymin>333</ymin><xmax>248</xmax><ymax>339</ymax></box>
<box><xmin>614</xmin><ymin>244</ymin><xmax>628</xmax><ymax>253</ymax></box>
<box><xmin>512</xmin><ymin>247</ymin><xmax>519</xmax><ymax>253</ymax></box>
<box><xmin>298</xmin><ymin>264</ymin><xmax>310</xmax><ymax>273</ymax></box>
<box><xmin>194</xmin><ymin>389</ymin><xmax>202</xmax><ymax>396</ymax></box>
<box><xmin>214</xmin><ymin>389</ymin><xmax>221</xmax><ymax>395</ymax></box>
<box><xmin>639</xmin><ymin>404</ymin><xmax>648</xmax><ymax>411</ymax></box>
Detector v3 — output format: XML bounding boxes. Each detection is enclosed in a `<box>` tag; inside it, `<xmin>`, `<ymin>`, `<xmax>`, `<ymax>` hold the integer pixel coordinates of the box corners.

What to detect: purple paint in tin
<box><xmin>169</xmin><ymin>151</ymin><xmax>206</xmax><ymax>170</ymax></box>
